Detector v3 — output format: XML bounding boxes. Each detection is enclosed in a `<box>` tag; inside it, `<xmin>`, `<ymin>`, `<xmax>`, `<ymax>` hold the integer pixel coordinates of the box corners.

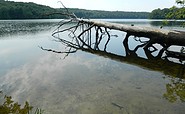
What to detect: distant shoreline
<box><xmin>0</xmin><ymin>1</ymin><xmax>149</xmax><ymax>20</ymax></box>
<box><xmin>0</xmin><ymin>1</ymin><xmax>184</xmax><ymax>20</ymax></box>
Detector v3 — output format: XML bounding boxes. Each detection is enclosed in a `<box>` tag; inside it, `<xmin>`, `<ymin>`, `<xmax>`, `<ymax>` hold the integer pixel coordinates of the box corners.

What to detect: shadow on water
<box><xmin>81</xmin><ymin>48</ymin><xmax>185</xmax><ymax>102</ymax></box>
<box><xmin>150</xmin><ymin>20</ymin><xmax>185</xmax><ymax>27</ymax></box>
<box><xmin>1</xmin><ymin>19</ymin><xmax>184</xmax><ymax>113</ymax></box>
<box><xmin>48</xmin><ymin>19</ymin><xmax>185</xmax><ymax>103</ymax></box>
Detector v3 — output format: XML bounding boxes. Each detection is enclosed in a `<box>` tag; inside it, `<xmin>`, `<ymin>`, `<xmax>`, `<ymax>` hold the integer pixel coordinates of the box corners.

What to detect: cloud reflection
<box><xmin>0</xmin><ymin>52</ymin><xmax>185</xmax><ymax>114</ymax></box>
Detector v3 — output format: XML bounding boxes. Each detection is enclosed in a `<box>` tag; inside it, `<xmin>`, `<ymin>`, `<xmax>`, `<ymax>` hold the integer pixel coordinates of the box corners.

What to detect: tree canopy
<box><xmin>0</xmin><ymin>1</ymin><xmax>149</xmax><ymax>19</ymax></box>
<box><xmin>150</xmin><ymin>0</ymin><xmax>185</xmax><ymax>19</ymax></box>
<box><xmin>1</xmin><ymin>0</ymin><xmax>185</xmax><ymax>20</ymax></box>
<box><xmin>176</xmin><ymin>0</ymin><xmax>185</xmax><ymax>7</ymax></box>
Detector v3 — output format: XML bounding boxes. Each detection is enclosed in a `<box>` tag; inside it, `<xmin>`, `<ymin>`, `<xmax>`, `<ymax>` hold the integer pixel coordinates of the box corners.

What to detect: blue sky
<box><xmin>11</xmin><ymin>0</ymin><xmax>176</xmax><ymax>12</ymax></box>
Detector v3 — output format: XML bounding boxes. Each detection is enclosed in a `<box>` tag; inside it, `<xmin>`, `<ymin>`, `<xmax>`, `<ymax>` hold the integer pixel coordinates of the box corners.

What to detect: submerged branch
<box><xmin>39</xmin><ymin>46</ymin><xmax>77</xmax><ymax>54</ymax></box>
<box><xmin>42</xmin><ymin>6</ymin><xmax>185</xmax><ymax>78</ymax></box>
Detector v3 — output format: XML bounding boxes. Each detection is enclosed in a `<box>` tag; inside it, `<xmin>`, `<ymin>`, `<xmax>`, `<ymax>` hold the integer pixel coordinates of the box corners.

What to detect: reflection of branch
<box><xmin>134</xmin><ymin>37</ymin><xmax>148</xmax><ymax>43</ymax></box>
<box><xmin>39</xmin><ymin>46</ymin><xmax>77</xmax><ymax>54</ymax></box>
<box><xmin>104</xmin><ymin>28</ymin><xmax>110</xmax><ymax>51</ymax></box>
<box><xmin>133</xmin><ymin>42</ymin><xmax>147</xmax><ymax>52</ymax></box>
<box><xmin>77</xmin><ymin>24</ymin><xmax>94</xmax><ymax>49</ymax></box>
<box><xmin>79</xmin><ymin>46</ymin><xmax>185</xmax><ymax>79</ymax></box>
<box><xmin>165</xmin><ymin>50</ymin><xmax>185</xmax><ymax>63</ymax></box>
<box><xmin>123</xmin><ymin>33</ymin><xmax>138</xmax><ymax>57</ymax></box>
<box><xmin>43</xmin><ymin>5</ymin><xmax>185</xmax><ymax>80</ymax></box>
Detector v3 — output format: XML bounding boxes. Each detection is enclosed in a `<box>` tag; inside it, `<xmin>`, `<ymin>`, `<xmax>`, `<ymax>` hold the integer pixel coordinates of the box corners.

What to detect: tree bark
<box><xmin>77</xmin><ymin>19</ymin><xmax>185</xmax><ymax>46</ymax></box>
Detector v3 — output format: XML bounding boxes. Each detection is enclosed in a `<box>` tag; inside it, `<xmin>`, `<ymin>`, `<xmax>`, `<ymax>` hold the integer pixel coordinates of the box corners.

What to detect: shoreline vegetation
<box><xmin>0</xmin><ymin>1</ymin><xmax>149</xmax><ymax>19</ymax></box>
<box><xmin>0</xmin><ymin>0</ymin><xmax>184</xmax><ymax>20</ymax></box>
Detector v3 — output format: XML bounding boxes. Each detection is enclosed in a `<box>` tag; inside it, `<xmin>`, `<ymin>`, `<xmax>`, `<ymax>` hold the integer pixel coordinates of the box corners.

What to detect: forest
<box><xmin>150</xmin><ymin>0</ymin><xmax>185</xmax><ymax>19</ymax></box>
<box><xmin>149</xmin><ymin>7</ymin><xmax>185</xmax><ymax>19</ymax></box>
<box><xmin>0</xmin><ymin>0</ymin><xmax>149</xmax><ymax>19</ymax></box>
<box><xmin>0</xmin><ymin>0</ymin><xmax>185</xmax><ymax>19</ymax></box>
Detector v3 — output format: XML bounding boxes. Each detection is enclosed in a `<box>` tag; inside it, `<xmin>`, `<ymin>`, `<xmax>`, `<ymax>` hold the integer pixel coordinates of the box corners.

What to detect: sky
<box><xmin>10</xmin><ymin>0</ymin><xmax>176</xmax><ymax>12</ymax></box>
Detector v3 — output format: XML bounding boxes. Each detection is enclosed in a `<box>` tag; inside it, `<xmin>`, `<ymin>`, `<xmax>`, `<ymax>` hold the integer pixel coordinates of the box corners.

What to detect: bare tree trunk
<box><xmin>76</xmin><ymin>19</ymin><xmax>185</xmax><ymax>46</ymax></box>
<box><xmin>40</xmin><ymin>11</ymin><xmax>185</xmax><ymax>78</ymax></box>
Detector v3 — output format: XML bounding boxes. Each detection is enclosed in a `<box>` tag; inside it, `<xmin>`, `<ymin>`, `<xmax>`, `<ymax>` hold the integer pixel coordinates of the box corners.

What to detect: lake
<box><xmin>0</xmin><ymin>19</ymin><xmax>185</xmax><ymax>114</ymax></box>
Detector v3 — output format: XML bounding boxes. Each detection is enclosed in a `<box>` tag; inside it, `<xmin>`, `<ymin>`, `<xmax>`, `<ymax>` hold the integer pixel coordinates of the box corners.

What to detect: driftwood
<box><xmin>50</xmin><ymin>10</ymin><xmax>185</xmax><ymax>52</ymax></box>
<box><xmin>50</xmin><ymin>12</ymin><xmax>185</xmax><ymax>57</ymax></box>
<box><xmin>40</xmin><ymin>9</ymin><xmax>185</xmax><ymax>103</ymax></box>
<box><xmin>75</xmin><ymin>19</ymin><xmax>185</xmax><ymax>47</ymax></box>
<box><xmin>41</xmin><ymin>10</ymin><xmax>185</xmax><ymax>78</ymax></box>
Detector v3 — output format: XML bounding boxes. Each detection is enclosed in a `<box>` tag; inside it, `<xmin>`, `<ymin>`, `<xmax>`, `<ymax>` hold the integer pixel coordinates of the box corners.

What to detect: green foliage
<box><xmin>66</xmin><ymin>8</ymin><xmax>149</xmax><ymax>19</ymax></box>
<box><xmin>0</xmin><ymin>1</ymin><xmax>149</xmax><ymax>19</ymax></box>
<box><xmin>176</xmin><ymin>0</ymin><xmax>185</xmax><ymax>7</ymax></box>
<box><xmin>149</xmin><ymin>8</ymin><xmax>170</xmax><ymax>19</ymax></box>
<box><xmin>0</xmin><ymin>1</ymin><xmax>62</xmax><ymax>19</ymax></box>
<box><xmin>163</xmin><ymin>79</ymin><xmax>185</xmax><ymax>103</ymax></box>
<box><xmin>0</xmin><ymin>95</ymin><xmax>44</xmax><ymax>114</ymax></box>
<box><xmin>165</xmin><ymin>6</ymin><xmax>185</xmax><ymax>19</ymax></box>
<box><xmin>0</xmin><ymin>96</ymin><xmax>33</xmax><ymax>114</ymax></box>
<box><xmin>34</xmin><ymin>108</ymin><xmax>44</xmax><ymax>114</ymax></box>
<box><xmin>162</xmin><ymin>20</ymin><xmax>169</xmax><ymax>26</ymax></box>
<box><xmin>150</xmin><ymin>6</ymin><xmax>185</xmax><ymax>19</ymax></box>
<box><xmin>150</xmin><ymin>0</ymin><xmax>185</xmax><ymax>19</ymax></box>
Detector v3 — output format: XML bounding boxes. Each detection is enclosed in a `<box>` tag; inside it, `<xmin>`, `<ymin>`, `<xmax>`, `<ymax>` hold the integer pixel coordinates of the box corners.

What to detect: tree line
<box><xmin>150</xmin><ymin>0</ymin><xmax>185</xmax><ymax>19</ymax></box>
<box><xmin>0</xmin><ymin>0</ymin><xmax>185</xmax><ymax>19</ymax></box>
<box><xmin>0</xmin><ymin>1</ymin><xmax>149</xmax><ymax>19</ymax></box>
<box><xmin>0</xmin><ymin>1</ymin><xmax>59</xmax><ymax>19</ymax></box>
<box><xmin>149</xmin><ymin>7</ymin><xmax>185</xmax><ymax>19</ymax></box>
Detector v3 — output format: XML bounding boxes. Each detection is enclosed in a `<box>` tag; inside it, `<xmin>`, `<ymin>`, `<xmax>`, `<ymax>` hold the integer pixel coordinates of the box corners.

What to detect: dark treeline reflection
<box><xmin>77</xmin><ymin>41</ymin><xmax>185</xmax><ymax>103</ymax></box>
<box><xmin>49</xmin><ymin>19</ymin><xmax>185</xmax><ymax>102</ymax></box>
<box><xmin>150</xmin><ymin>20</ymin><xmax>185</xmax><ymax>27</ymax></box>
<box><xmin>50</xmin><ymin>33</ymin><xmax>185</xmax><ymax>102</ymax></box>
<box><xmin>0</xmin><ymin>20</ymin><xmax>58</xmax><ymax>37</ymax></box>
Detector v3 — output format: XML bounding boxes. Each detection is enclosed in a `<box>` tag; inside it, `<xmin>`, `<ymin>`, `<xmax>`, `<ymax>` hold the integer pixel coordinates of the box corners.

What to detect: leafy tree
<box><xmin>0</xmin><ymin>96</ymin><xmax>33</xmax><ymax>114</ymax></box>
<box><xmin>166</xmin><ymin>6</ymin><xmax>185</xmax><ymax>19</ymax></box>
<box><xmin>0</xmin><ymin>95</ymin><xmax>44</xmax><ymax>114</ymax></box>
<box><xmin>150</xmin><ymin>0</ymin><xmax>185</xmax><ymax>19</ymax></box>
<box><xmin>176</xmin><ymin>0</ymin><xmax>185</xmax><ymax>7</ymax></box>
<box><xmin>149</xmin><ymin>8</ymin><xmax>170</xmax><ymax>19</ymax></box>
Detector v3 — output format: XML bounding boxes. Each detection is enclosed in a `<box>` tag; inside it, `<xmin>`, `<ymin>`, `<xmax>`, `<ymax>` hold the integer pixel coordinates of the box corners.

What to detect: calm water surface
<box><xmin>0</xmin><ymin>19</ymin><xmax>185</xmax><ymax>114</ymax></box>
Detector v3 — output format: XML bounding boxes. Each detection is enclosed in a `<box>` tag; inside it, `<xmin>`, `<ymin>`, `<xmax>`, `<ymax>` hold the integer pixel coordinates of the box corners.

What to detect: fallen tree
<box><xmin>38</xmin><ymin>7</ymin><xmax>185</xmax><ymax>79</ymax></box>
<box><xmin>52</xmin><ymin>9</ymin><xmax>185</xmax><ymax>49</ymax></box>
<box><xmin>50</xmin><ymin>11</ymin><xmax>185</xmax><ymax>58</ymax></box>
<box><xmin>72</xmin><ymin>19</ymin><xmax>185</xmax><ymax>47</ymax></box>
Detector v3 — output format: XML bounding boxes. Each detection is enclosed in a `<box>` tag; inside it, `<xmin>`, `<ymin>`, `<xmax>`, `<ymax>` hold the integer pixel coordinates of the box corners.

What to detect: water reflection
<box><xmin>51</xmin><ymin>19</ymin><xmax>185</xmax><ymax>79</ymax></box>
<box><xmin>150</xmin><ymin>20</ymin><xmax>185</xmax><ymax>27</ymax></box>
<box><xmin>0</xmin><ymin>95</ymin><xmax>33</xmax><ymax>114</ymax></box>
<box><xmin>74</xmin><ymin>42</ymin><xmax>185</xmax><ymax>103</ymax></box>
<box><xmin>0</xmin><ymin>92</ymin><xmax>42</xmax><ymax>114</ymax></box>
<box><xmin>0</xmin><ymin>19</ymin><xmax>185</xmax><ymax>114</ymax></box>
<box><xmin>0</xmin><ymin>20</ymin><xmax>60</xmax><ymax>37</ymax></box>
<box><xmin>2</xmin><ymin>52</ymin><xmax>185</xmax><ymax>113</ymax></box>
<box><xmin>50</xmin><ymin>18</ymin><xmax>185</xmax><ymax>106</ymax></box>
<box><xmin>163</xmin><ymin>78</ymin><xmax>185</xmax><ymax>103</ymax></box>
